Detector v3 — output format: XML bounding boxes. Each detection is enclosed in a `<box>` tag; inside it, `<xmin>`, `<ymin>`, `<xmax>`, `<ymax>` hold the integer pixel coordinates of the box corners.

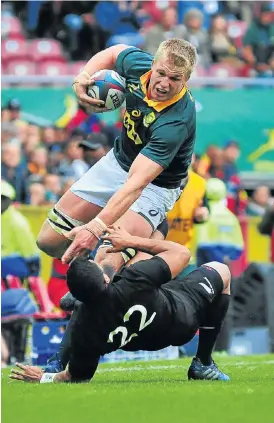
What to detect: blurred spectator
<box><xmin>6</xmin><ymin>98</ymin><xmax>24</xmax><ymax>125</ymax></box>
<box><xmin>64</xmin><ymin>13</ymin><xmax>107</xmax><ymax>61</ymax></box>
<box><xmin>23</xmin><ymin>124</ymin><xmax>43</xmax><ymax>158</ymax></box>
<box><xmin>143</xmin><ymin>6</ymin><xmax>185</xmax><ymax>55</ymax></box>
<box><xmin>223</xmin><ymin>140</ymin><xmax>240</xmax><ymax>182</ymax></box>
<box><xmin>69</xmin><ymin>127</ymin><xmax>87</xmax><ymax>143</ymax></box>
<box><xmin>1</xmin><ymin>107</ymin><xmax>11</xmax><ymax>123</ymax></box>
<box><xmin>182</xmin><ymin>8</ymin><xmax>211</xmax><ymax>68</ymax></box>
<box><xmin>41</xmin><ymin>126</ymin><xmax>69</xmax><ymax>149</ymax></box>
<box><xmin>177</xmin><ymin>1</ymin><xmax>221</xmax><ymax>30</ymax></box>
<box><xmin>242</xmin><ymin>2</ymin><xmax>274</xmax><ymax>76</ymax></box>
<box><xmin>58</xmin><ymin>140</ymin><xmax>88</xmax><ymax>180</ymax></box>
<box><xmin>1</xmin><ymin>143</ymin><xmax>27</xmax><ymax>203</ymax></box>
<box><xmin>24</xmin><ymin>135</ymin><xmax>41</xmax><ymax>159</ymax></box>
<box><xmin>16</xmin><ymin>121</ymin><xmax>29</xmax><ymax>146</ymax></box>
<box><xmin>43</xmin><ymin>174</ymin><xmax>61</xmax><ymax>204</ymax></box>
<box><xmin>42</xmin><ymin>126</ymin><xmax>60</xmax><ymax>150</ymax></box>
<box><xmin>55</xmin><ymin>127</ymin><xmax>69</xmax><ymax>145</ymax></box>
<box><xmin>196</xmin><ymin>178</ymin><xmax>244</xmax><ymax>266</ymax></box>
<box><xmin>258</xmin><ymin>203</ymin><xmax>274</xmax><ymax>236</ymax></box>
<box><xmin>1</xmin><ymin>180</ymin><xmax>40</xmax><ymax>278</ymax></box>
<box><xmin>221</xmin><ymin>1</ymin><xmax>254</xmax><ymax>24</ymax></box>
<box><xmin>78</xmin><ymin>133</ymin><xmax>108</xmax><ymax>167</ymax></box>
<box><xmin>226</xmin><ymin>175</ymin><xmax>248</xmax><ymax>216</ymax></box>
<box><xmin>40</xmin><ymin>1</ymin><xmax>108</xmax><ymax>61</ymax></box>
<box><xmin>1</xmin><ymin>122</ymin><xmax>19</xmax><ymax>145</ymax></box>
<box><xmin>28</xmin><ymin>182</ymin><xmax>47</xmax><ymax>206</ymax></box>
<box><xmin>246</xmin><ymin>185</ymin><xmax>273</xmax><ymax>217</ymax></box>
<box><xmin>28</xmin><ymin>147</ymin><xmax>49</xmax><ymax>180</ymax></box>
<box><xmin>208</xmin><ymin>147</ymin><xmax>225</xmax><ymax>180</ymax></box>
<box><xmin>42</xmin><ymin>126</ymin><xmax>66</xmax><ymax>171</ymax></box>
<box><xmin>209</xmin><ymin>14</ymin><xmax>238</xmax><ymax>63</ymax></box>
<box><xmin>27</xmin><ymin>124</ymin><xmax>41</xmax><ymax>140</ymax></box>
<box><xmin>196</xmin><ymin>144</ymin><xmax>219</xmax><ymax>177</ymax></box>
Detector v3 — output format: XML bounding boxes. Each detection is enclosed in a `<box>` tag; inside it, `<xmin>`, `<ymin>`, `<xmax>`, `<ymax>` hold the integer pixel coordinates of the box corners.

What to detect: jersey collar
<box><xmin>140</xmin><ymin>70</ymin><xmax>187</xmax><ymax>112</ymax></box>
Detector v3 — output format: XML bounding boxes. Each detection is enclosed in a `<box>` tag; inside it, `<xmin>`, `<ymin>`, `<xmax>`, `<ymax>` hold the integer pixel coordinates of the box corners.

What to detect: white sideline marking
<box><xmin>97</xmin><ymin>360</ymin><xmax>274</xmax><ymax>374</ymax></box>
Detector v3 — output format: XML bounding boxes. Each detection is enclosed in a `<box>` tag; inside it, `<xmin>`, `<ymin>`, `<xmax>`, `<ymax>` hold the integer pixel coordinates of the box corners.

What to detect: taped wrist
<box><xmin>85</xmin><ymin>217</ymin><xmax>107</xmax><ymax>240</ymax></box>
<box><xmin>40</xmin><ymin>373</ymin><xmax>56</xmax><ymax>383</ymax></box>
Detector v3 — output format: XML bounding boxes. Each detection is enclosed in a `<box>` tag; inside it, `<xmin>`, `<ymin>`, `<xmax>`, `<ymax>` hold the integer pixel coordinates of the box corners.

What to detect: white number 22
<box><xmin>107</xmin><ymin>305</ymin><xmax>156</xmax><ymax>348</ymax></box>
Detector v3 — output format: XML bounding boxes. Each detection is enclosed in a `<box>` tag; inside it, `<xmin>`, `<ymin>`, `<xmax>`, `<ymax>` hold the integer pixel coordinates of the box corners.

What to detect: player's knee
<box><xmin>205</xmin><ymin>262</ymin><xmax>231</xmax><ymax>293</ymax></box>
<box><xmin>36</xmin><ymin>230</ymin><xmax>67</xmax><ymax>259</ymax></box>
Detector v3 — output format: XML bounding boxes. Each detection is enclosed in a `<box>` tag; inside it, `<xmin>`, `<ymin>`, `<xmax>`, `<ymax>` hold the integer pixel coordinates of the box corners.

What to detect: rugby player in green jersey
<box><xmin>37</xmin><ymin>39</ymin><xmax>197</xmax><ymax>273</ymax></box>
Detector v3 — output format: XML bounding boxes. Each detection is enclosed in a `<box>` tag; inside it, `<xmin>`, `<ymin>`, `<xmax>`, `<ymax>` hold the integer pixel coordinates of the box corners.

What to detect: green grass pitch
<box><xmin>2</xmin><ymin>354</ymin><xmax>274</xmax><ymax>423</ymax></box>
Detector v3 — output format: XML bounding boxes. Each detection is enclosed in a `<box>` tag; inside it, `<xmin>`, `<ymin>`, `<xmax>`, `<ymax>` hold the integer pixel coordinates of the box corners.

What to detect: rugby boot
<box><xmin>188</xmin><ymin>357</ymin><xmax>230</xmax><ymax>381</ymax></box>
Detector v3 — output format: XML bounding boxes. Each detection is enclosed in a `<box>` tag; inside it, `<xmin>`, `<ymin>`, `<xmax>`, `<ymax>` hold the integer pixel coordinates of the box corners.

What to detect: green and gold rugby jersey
<box><xmin>114</xmin><ymin>47</ymin><xmax>196</xmax><ymax>189</ymax></box>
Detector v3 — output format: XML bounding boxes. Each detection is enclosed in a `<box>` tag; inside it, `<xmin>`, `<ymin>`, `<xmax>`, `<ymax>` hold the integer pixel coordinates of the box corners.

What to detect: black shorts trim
<box><xmin>137</xmin><ymin>212</ymin><xmax>154</xmax><ymax>231</ymax></box>
<box><xmin>137</xmin><ymin>213</ymin><xmax>168</xmax><ymax>237</ymax></box>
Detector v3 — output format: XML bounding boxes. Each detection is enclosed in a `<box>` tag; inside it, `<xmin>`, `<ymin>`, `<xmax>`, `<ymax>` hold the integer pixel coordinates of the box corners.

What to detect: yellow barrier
<box><xmin>17</xmin><ymin>205</ymin><xmax>52</xmax><ymax>283</ymax></box>
<box><xmin>246</xmin><ymin>217</ymin><xmax>271</xmax><ymax>263</ymax></box>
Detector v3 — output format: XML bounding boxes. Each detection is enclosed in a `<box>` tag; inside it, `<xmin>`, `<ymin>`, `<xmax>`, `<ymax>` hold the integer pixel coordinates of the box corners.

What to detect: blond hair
<box><xmin>154</xmin><ymin>39</ymin><xmax>197</xmax><ymax>81</ymax></box>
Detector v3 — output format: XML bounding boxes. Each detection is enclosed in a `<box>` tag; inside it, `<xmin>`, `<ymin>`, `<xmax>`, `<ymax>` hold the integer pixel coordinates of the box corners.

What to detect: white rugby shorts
<box><xmin>70</xmin><ymin>149</ymin><xmax>181</xmax><ymax>230</ymax></box>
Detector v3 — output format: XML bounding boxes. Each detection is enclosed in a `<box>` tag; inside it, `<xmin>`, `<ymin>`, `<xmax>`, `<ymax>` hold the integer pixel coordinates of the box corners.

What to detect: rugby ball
<box><xmin>87</xmin><ymin>69</ymin><xmax>126</xmax><ymax>112</ymax></box>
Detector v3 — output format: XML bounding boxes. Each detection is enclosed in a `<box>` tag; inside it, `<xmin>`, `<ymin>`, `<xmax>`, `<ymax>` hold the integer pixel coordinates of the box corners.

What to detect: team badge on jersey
<box><xmin>143</xmin><ymin>112</ymin><xmax>156</xmax><ymax>127</ymax></box>
<box><xmin>127</xmin><ymin>83</ymin><xmax>140</xmax><ymax>93</ymax></box>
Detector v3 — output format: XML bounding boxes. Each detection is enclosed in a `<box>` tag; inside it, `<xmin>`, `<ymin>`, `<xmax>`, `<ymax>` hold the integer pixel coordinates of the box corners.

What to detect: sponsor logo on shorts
<box><xmin>199</xmin><ymin>277</ymin><xmax>214</xmax><ymax>295</ymax></box>
<box><xmin>148</xmin><ymin>209</ymin><xmax>159</xmax><ymax>217</ymax></box>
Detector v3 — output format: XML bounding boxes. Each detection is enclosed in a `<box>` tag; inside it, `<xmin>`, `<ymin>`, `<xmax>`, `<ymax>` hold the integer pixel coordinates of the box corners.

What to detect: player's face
<box><xmin>149</xmin><ymin>56</ymin><xmax>185</xmax><ymax>102</ymax></box>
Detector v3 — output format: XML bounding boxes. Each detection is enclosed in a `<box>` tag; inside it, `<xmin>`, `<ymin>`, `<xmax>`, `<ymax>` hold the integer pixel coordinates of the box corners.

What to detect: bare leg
<box><xmin>37</xmin><ymin>191</ymin><xmax>102</xmax><ymax>258</ymax></box>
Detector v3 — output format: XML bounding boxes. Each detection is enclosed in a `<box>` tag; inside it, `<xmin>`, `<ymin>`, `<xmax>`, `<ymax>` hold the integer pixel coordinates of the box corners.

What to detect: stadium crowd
<box><xmin>2</xmin><ymin>1</ymin><xmax>274</xmax><ymax>77</ymax></box>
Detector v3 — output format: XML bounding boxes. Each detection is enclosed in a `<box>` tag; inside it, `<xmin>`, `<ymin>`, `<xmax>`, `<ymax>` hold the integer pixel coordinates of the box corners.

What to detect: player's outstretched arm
<box><xmin>9</xmin><ymin>363</ymin><xmax>70</xmax><ymax>384</ymax></box>
<box><xmin>102</xmin><ymin>226</ymin><xmax>191</xmax><ymax>279</ymax></box>
<box><xmin>9</xmin><ymin>363</ymin><xmax>82</xmax><ymax>384</ymax></box>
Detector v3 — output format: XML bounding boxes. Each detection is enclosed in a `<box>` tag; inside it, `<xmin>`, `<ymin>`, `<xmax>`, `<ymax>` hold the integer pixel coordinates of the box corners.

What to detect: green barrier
<box><xmin>2</xmin><ymin>87</ymin><xmax>274</xmax><ymax>171</ymax></box>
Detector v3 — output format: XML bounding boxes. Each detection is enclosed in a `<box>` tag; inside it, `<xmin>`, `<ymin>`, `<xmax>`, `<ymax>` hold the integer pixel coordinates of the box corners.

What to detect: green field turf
<box><xmin>2</xmin><ymin>354</ymin><xmax>274</xmax><ymax>423</ymax></box>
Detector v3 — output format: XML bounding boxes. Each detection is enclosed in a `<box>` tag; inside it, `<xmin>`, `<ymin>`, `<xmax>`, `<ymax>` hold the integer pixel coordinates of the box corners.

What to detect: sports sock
<box><xmin>196</xmin><ymin>294</ymin><xmax>230</xmax><ymax>366</ymax></box>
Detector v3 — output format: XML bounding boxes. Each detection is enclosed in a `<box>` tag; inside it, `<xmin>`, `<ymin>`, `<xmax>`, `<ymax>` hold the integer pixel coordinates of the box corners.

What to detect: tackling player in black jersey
<box><xmin>11</xmin><ymin>225</ymin><xmax>231</xmax><ymax>384</ymax></box>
